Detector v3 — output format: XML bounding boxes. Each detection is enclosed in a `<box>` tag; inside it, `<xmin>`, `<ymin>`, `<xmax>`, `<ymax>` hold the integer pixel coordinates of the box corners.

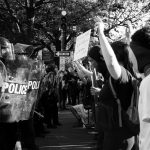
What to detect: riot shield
<box><xmin>0</xmin><ymin>44</ymin><xmax>42</xmax><ymax>122</ymax></box>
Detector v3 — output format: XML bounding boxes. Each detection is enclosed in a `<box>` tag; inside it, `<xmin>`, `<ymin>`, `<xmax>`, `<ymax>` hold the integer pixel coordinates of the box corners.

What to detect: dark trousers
<box><xmin>20</xmin><ymin>119</ymin><xmax>38</xmax><ymax>150</ymax></box>
<box><xmin>0</xmin><ymin>119</ymin><xmax>38</xmax><ymax>150</ymax></box>
<box><xmin>60</xmin><ymin>89</ymin><xmax>67</xmax><ymax>109</ymax></box>
<box><xmin>51</xmin><ymin>103</ymin><xmax>59</xmax><ymax>125</ymax></box>
<box><xmin>69</xmin><ymin>88</ymin><xmax>77</xmax><ymax>105</ymax></box>
<box><xmin>0</xmin><ymin>122</ymin><xmax>17</xmax><ymax>150</ymax></box>
<box><xmin>103</xmin><ymin>127</ymin><xmax>132</xmax><ymax>150</ymax></box>
<box><xmin>95</xmin><ymin>106</ymin><xmax>133</xmax><ymax>150</ymax></box>
<box><xmin>44</xmin><ymin>102</ymin><xmax>58</xmax><ymax>126</ymax></box>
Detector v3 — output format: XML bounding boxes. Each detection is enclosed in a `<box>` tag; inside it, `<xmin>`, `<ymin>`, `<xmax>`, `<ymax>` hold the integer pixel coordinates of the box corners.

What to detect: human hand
<box><xmin>125</xmin><ymin>21</ymin><xmax>133</xmax><ymax>41</ymax></box>
<box><xmin>74</xmin><ymin>60</ymin><xmax>82</xmax><ymax>66</ymax></box>
<box><xmin>73</xmin><ymin>61</ymin><xmax>80</xmax><ymax>71</ymax></box>
<box><xmin>15</xmin><ymin>141</ymin><xmax>22</xmax><ymax>150</ymax></box>
<box><xmin>90</xmin><ymin>87</ymin><xmax>101</xmax><ymax>96</ymax></box>
<box><xmin>72</xmin><ymin>61</ymin><xmax>77</xmax><ymax>68</ymax></box>
<box><xmin>94</xmin><ymin>16</ymin><xmax>105</xmax><ymax>34</ymax></box>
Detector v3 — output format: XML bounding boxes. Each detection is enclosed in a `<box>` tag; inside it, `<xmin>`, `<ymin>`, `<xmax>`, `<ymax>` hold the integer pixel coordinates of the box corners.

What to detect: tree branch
<box><xmin>15</xmin><ymin>0</ymin><xmax>26</xmax><ymax>8</ymax></box>
<box><xmin>35</xmin><ymin>0</ymin><xmax>58</xmax><ymax>9</ymax></box>
<box><xmin>73</xmin><ymin>1</ymin><xmax>103</xmax><ymax>25</ymax></box>
<box><xmin>34</xmin><ymin>23</ymin><xmax>55</xmax><ymax>42</ymax></box>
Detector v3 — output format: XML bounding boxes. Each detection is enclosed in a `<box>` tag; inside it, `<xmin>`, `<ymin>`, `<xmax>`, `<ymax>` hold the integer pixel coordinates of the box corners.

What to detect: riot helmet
<box><xmin>0</xmin><ymin>37</ymin><xmax>14</xmax><ymax>61</ymax></box>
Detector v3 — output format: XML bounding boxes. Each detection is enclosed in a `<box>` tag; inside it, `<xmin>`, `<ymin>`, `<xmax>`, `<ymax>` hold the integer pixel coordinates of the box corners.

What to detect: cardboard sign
<box><xmin>74</xmin><ymin>29</ymin><xmax>91</xmax><ymax>61</ymax></box>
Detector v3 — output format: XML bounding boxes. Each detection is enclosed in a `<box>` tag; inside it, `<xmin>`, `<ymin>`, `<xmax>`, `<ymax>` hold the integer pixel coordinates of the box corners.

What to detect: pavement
<box><xmin>36</xmin><ymin>109</ymin><xmax>97</xmax><ymax>150</ymax></box>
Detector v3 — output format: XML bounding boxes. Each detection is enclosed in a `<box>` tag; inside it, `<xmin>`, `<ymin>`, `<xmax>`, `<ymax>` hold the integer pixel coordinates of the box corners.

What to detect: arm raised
<box><xmin>94</xmin><ymin>16</ymin><xmax>121</xmax><ymax>80</ymax></box>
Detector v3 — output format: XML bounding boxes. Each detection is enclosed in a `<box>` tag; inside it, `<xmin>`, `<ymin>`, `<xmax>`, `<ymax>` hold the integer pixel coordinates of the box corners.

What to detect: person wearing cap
<box><xmin>74</xmin><ymin>45</ymin><xmax>109</xmax><ymax>150</ymax></box>
<box><xmin>130</xmin><ymin>26</ymin><xmax>150</xmax><ymax>150</ymax></box>
<box><xmin>88</xmin><ymin>45</ymin><xmax>109</xmax><ymax>150</ymax></box>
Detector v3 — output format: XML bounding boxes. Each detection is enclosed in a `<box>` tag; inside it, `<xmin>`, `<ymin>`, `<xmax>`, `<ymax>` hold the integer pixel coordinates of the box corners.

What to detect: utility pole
<box><xmin>60</xmin><ymin>0</ymin><xmax>67</xmax><ymax>51</ymax></box>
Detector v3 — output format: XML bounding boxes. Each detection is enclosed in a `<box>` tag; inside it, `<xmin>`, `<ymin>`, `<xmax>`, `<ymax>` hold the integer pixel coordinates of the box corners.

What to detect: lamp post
<box><xmin>61</xmin><ymin>10</ymin><xmax>67</xmax><ymax>51</ymax></box>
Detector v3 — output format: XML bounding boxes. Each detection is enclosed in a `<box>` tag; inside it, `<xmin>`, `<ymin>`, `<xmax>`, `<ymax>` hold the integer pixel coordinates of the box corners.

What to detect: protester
<box><xmin>41</xmin><ymin>64</ymin><xmax>61</xmax><ymax>128</ymax></box>
<box><xmin>91</xmin><ymin>16</ymin><xmax>139</xmax><ymax>150</ymax></box>
<box><xmin>70</xmin><ymin>60</ymin><xmax>95</xmax><ymax>128</ymax></box>
<box><xmin>74</xmin><ymin>45</ymin><xmax>109</xmax><ymax>149</ymax></box>
<box><xmin>87</xmin><ymin>45</ymin><xmax>109</xmax><ymax>150</ymax></box>
<box><xmin>67</xmin><ymin>66</ymin><xmax>79</xmax><ymax>106</ymax></box>
<box><xmin>58</xmin><ymin>70</ymin><xmax>68</xmax><ymax>110</ymax></box>
<box><xmin>130</xmin><ymin>26</ymin><xmax>150</xmax><ymax>150</ymax></box>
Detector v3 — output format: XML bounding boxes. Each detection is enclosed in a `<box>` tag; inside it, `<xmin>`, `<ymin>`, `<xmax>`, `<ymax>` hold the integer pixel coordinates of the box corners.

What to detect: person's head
<box><xmin>45</xmin><ymin>64</ymin><xmax>55</xmax><ymax>73</ymax></box>
<box><xmin>68</xmin><ymin>66</ymin><xmax>73</xmax><ymax>73</ymax></box>
<box><xmin>130</xmin><ymin>26</ymin><xmax>150</xmax><ymax>73</ymax></box>
<box><xmin>111</xmin><ymin>40</ymin><xmax>137</xmax><ymax>77</ymax></box>
<box><xmin>88</xmin><ymin>45</ymin><xmax>109</xmax><ymax>80</ymax></box>
<box><xmin>54</xmin><ymin>65</ymin><xmax>58</xmax><ymax>73</ymax></box>
<box><xmin>0</xmin><ymin>37</ymin><xmax>14</xmax><ymax>61</ymax></box>
<box><xmin>111</xmin><ymin>41</ymin><xmax>130</xmax><ymax>65</ymax></box>
<box><xmin>59</xmin><ymin>70</ymin><xmax>64</xmax><ymax>77</ymax></box>
<box><xmin>82</xmin><ymin>57</ymin><xmax>89</xmax><ymax>68</ymax></box>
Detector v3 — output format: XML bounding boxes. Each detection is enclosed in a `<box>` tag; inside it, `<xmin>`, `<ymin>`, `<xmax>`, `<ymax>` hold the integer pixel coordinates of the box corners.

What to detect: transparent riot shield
<box><xmin>20</xmin><ymin>58</ymin><xmax>42</xmax><ymax>120</ymax></box>
<box><xmin>0</xmin><ymin>44</ymin><xmax>42</xmax><ymax>122</ymax></box>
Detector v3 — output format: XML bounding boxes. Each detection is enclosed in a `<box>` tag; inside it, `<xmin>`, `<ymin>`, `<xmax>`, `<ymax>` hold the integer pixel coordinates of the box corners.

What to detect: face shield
<box><xmin>0</xmin><ymin>42</ymin><xmax>15</xmax><ymax>61</ymax></box>
<box><xmin>14</xmin><ymin>43</ymin><xmax>34</xmax><ymax>68</ymax></box>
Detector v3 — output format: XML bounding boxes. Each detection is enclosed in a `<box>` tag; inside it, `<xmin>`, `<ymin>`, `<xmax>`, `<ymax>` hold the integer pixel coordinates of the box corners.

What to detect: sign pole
<box><xmin>61</xmin><ymin>29</ymin><xmax>66</xmax><ymax>51</ymax></box>
<box><xmin>60</xmin><ymin>9</ymin><xmax>67</xmax><ymax>70</ymax></box>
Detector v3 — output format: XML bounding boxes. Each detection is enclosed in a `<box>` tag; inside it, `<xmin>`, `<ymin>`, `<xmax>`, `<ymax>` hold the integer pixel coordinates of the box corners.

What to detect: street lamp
<box><xmin>61</xmin><ymin>10</ymin><xmax>67</xmax><ymax>51</ymax></box>
<box><xmin>61</xmin><ymin>10</ymin><xmax>67</xmax><ymax>16</ymax></box>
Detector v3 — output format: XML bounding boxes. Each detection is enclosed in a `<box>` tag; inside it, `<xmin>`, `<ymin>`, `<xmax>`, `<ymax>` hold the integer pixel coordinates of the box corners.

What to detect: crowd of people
<box><xmin>34</xmin><ymin>60</ymin><xmax>94</xmax><ymax>133</ymax></box>
<box><xmin>0</xmin><ymin>15</ymin><xmax>150</xmax><ymax>150</ymax></box>
<box><xmin>72</xmin><ymin>17</ymin><xmax>150</xmax><ymax>150</ymax></box>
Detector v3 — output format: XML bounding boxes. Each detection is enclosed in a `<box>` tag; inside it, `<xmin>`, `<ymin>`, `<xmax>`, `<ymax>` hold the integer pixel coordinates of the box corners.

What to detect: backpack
<box><xmin>109</xmin><ymin>76</ymin><xmax>140</xmax><ymax>136</ymax></box>
<box><xmin>126</xmin><ymin>77</ymin><xmax>139</xmax><ymax>125</ymax></box>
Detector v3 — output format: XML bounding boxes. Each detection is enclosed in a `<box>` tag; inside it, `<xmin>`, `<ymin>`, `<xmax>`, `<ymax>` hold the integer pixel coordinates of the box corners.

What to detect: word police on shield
<box><xmin>74</xmin><ymin>29</ymin><xmax>91</xmax><ymax>61</ymax></box>
<box><xmin>55</xmin><ymin>51</ymin><xmax>71</xmax><ymax>57</ymax></box>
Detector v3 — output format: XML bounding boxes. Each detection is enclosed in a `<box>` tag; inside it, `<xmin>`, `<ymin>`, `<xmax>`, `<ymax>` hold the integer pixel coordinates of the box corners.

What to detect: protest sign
<box><xmin>74</xmin><ymin>29</ymin><xmax>91</xmax><ymax>61</ymax></box>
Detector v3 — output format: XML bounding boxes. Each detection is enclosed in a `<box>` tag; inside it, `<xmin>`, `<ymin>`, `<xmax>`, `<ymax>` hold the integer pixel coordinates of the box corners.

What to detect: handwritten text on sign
<box><xmin>74</xmin><ymin>29</ymin><xmax>91</xmax><ymax>61</ymax></box>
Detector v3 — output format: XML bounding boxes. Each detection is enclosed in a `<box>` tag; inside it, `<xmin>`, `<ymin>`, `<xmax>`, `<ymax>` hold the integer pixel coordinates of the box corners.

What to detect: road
<box><xmin>36</xmin><ymin>110</ymin><xmax>96</xmax><ymax>150</ymax></box>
